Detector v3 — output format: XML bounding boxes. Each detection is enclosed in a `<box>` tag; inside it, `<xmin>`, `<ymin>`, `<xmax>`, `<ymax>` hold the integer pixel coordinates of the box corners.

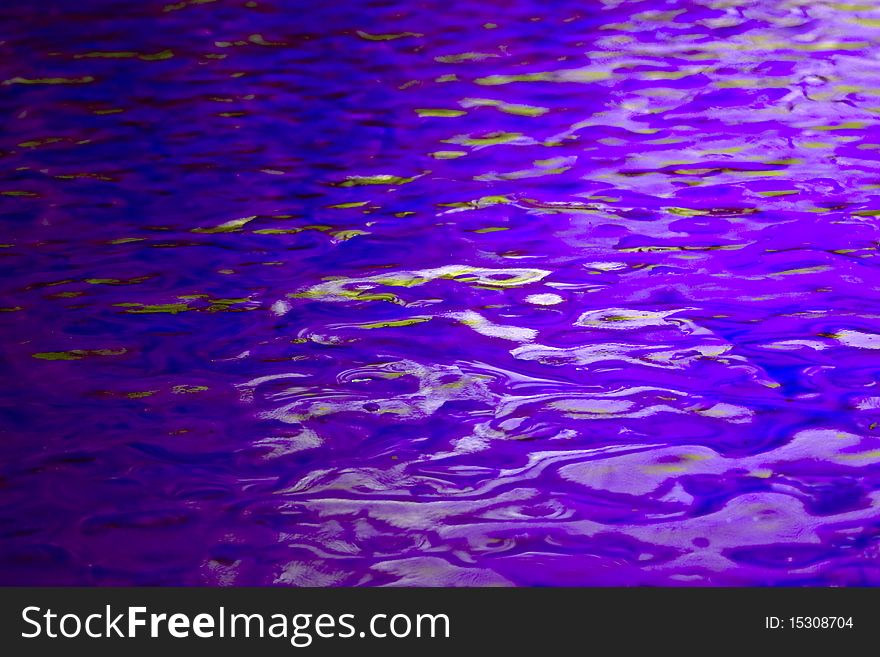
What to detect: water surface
<box><xmin>2</xmin><ymin>0</ymin><xmax>880</xmax><ymax>585</ymax></box>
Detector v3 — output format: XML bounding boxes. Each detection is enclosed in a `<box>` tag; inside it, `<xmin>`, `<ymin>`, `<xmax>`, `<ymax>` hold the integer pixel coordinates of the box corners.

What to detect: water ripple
<box><xmin>1</xmin><ymin>0</ymin><xmax>880</xmax><ymax>585</ymax></box>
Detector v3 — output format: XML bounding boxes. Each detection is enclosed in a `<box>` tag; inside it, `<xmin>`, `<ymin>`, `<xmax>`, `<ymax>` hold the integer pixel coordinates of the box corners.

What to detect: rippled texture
<box><xmin>2</xmin><ymin>0</ymin><xmax>880</xmax><ymax>586</ymax></box>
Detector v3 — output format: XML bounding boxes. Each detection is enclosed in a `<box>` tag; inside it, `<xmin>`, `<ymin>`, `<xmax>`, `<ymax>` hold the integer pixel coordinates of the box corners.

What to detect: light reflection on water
<box><xmin>1</xmin><ymin>0</ymin><xmax>880</xmax><ymax>585</ymax></box>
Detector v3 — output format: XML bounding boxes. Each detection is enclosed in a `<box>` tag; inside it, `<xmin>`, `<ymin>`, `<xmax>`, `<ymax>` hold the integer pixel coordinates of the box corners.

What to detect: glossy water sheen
<box><xmin>2</xmin><ymin>0</ymin><xmax>880</xmax><ymax>586</ymax></box>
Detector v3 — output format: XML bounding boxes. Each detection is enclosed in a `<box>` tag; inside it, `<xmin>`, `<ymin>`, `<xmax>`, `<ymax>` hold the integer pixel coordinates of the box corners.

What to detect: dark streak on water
<box><xmin>2</xmin><ymin>0</ymin><xmax>880</xmax><ymax>585</ymax></box>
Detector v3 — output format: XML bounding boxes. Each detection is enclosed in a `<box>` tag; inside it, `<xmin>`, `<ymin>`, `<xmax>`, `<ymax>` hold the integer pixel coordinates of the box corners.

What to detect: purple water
<box><xmin>2</xmin><ymin>0</ymin><xmax>880</xmax><ymax>586</ymax></box>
